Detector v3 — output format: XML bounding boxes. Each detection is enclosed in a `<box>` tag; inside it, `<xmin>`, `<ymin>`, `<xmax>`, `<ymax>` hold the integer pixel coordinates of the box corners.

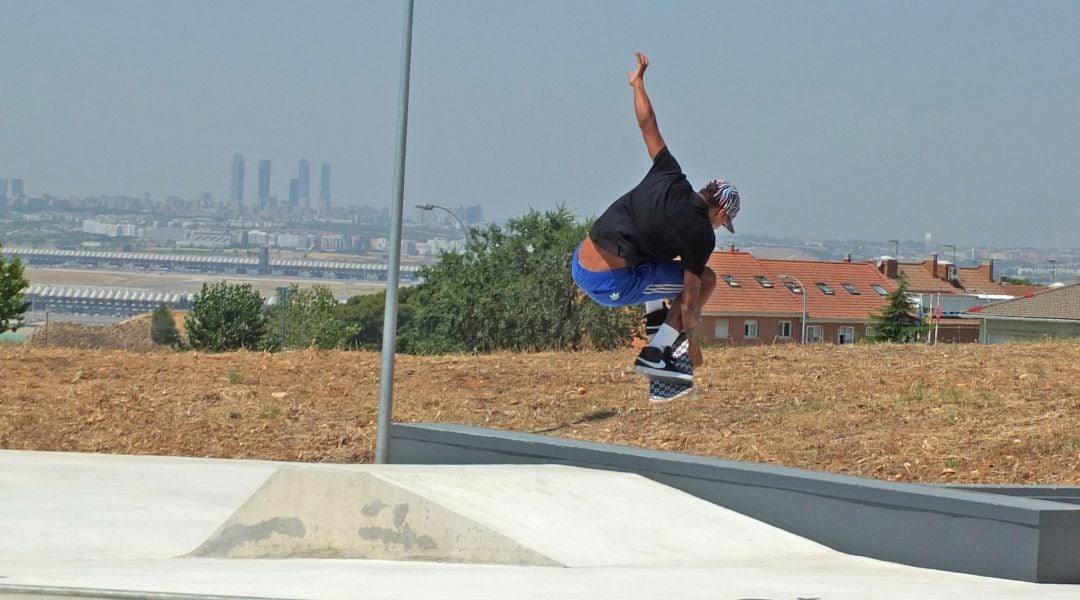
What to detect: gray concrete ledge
<box><xmin>388</xmin><ymin>423</ymin><xmax>1080</xmax><ymax>583</ymax></box>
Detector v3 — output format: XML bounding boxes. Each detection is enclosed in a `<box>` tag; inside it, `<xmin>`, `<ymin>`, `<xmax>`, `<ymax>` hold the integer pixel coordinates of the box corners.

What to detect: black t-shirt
<box><xmin>589</xmin><ymin>147</ymin><xmax>715</xmax><ymax>276</ymax></box>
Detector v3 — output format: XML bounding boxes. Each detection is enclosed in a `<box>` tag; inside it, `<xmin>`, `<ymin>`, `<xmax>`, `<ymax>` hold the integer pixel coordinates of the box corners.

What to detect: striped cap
<box><xmin>705</xmin><ymin>179</ymin><xmax>739</xmax><ymax>233</ymax></box>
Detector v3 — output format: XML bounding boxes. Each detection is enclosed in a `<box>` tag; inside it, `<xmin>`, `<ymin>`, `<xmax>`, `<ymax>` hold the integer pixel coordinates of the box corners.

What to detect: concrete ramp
<box><xmin>189</xmin><ymin>466</ymin><xmax>563</xmax><ymax>566</ymax></box>
<box><xmin>190</xmin><ymin>464</ymin><xmax>832</xmax><ymax>567</ymax></box>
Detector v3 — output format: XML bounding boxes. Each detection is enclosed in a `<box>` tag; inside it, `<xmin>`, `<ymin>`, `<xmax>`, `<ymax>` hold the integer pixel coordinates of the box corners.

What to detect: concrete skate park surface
<box><xmin>1</xmin><ymin>451</ymin><xmax>1078</xmax><ymax>600</ymax></box>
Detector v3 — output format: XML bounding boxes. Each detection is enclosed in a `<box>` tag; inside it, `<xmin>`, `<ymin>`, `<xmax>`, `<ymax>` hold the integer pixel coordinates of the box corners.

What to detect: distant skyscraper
<box><xmin>0</xmin><ymin>179</ymin><xmax>8</xmax><ymax>197</ymax></box>
<box><xmin>318</xmin><ymin>163</ymin><xmax>331</xmax><ymax>210</ymax></box>
<box><xmin>230</xmin><ymin>154</ymin><xmax>245</xmax><ymax>207</ymax></box>
<box><xmin>257</xmin><ymin>159</ymin><xmax>272</xmax><ymax>208</ymax></box>
<box><xmin>10</xmin><ymin>179</ymin><xmax>24</xmax><ymax>198</ymax></box>
<box><xmin>464</xmin><ymin>204</ymin><xmax>484</xmax><ymax>224</ymax></box>
<box><xmin>297</xmin><ymin>159</ymin><xmax>310</xmax><ymax>209</ymax></box>
<box><xmin>289</xmin><ymin>178</ymin><xmax>299</xmax><ymax>206</ymax></box>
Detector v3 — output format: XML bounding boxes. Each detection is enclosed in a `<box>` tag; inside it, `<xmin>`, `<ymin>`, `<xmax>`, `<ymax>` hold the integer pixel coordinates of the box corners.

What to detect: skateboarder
<box><xmin>571</xmin><ymin>52</ymin><xmax>740</xmax><ymax>384</ymax></box>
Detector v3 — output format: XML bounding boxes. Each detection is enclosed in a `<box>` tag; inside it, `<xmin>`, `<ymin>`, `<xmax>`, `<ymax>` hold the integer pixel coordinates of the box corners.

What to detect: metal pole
<box><xmin>801</xmin><ymin>283</ymin><xmax>807</xmax><ymax>343</ymax></box>
<box><xmin>778</xmin><ymin>274</ymin><xmax>806</xmax><ymax>344</ymax></box>
<box><xmin>276</xmin><ymin>287</ymin><xmax>289</xmax><ymax>351</ymax></box>
<box><xmin>376</xmin><ymin>0</ymin><xmax>414</xmax><ymax>465</ymax></box>
<box><xmin>416</xmin><ymin>203</ymin><xmax>470</xmax><ymax>254</ymax></box>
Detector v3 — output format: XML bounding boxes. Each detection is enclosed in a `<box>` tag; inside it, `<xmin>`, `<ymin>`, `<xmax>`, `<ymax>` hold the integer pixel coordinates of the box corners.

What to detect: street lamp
<box><xmin>416</xmin><ymin>203</ymin><xmax>470</xmax><ymax>253</ymax></box>
<box><xmin>275</xmin><ymin>286</ymin><xmax>292</xmax><ymax>351</ymax></box>
<box><xmin>1048</xmin><ymin>259</ymin><xmax>1057</xmax><ymax>283</ymax></box>
<box><xmin>887</xmin><ymin>239</ymin><xmax>899</xmax><ymax>258</ymax></box>
<box><xmin>942</xmin><ymin>244</ymin><xmax>957</xmax><ymax>264</ymax></box>
<box><xmin>778</xmin><ymin>274</ymin><xmax>807</xmax><ymax>344</ymax></box>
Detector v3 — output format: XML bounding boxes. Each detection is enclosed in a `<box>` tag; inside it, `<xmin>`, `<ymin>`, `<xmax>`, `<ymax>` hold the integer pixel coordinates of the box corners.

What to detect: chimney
<box><xmin>982</xmin><ymin>258</ymin><xmax>994</xmax><ymax>282</ymax></box>
<box><xmin>924</xmin><ymin>253</ymin><xmax>938</xmax><ymax>278</ymax></box>
<box><xmin>728</xmin><ymin>244</ymin><xmax>737</xmax><ymax>253</ymax></box>
<box><xmin>880</xmin><ymin>258</ymin><xmax>898</xmax><ymax>279</ymax></box>
<box><xmin>843</xmin><ymin>253</ymin><xmax>852</xmax><ymax>263</ymax></box>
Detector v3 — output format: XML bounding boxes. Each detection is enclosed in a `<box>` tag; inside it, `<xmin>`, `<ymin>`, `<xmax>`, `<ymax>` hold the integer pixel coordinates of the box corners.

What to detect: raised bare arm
<box><xmin>629</xmin><ymin>52</ymin><xmax>666</xmax><ymax>160</ymax></box>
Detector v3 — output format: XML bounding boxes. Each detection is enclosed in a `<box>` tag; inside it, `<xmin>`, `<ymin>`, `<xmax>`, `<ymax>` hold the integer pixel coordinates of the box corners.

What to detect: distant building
<box><xmin>82</xmin><ymin>219</ymin><xmax>138</xmax><ymax>238</ymax></box>
<box><xmin>180</xmin><ymin>231</ymin><xmax>231</xmax><ymax>249</ymax></box>
<box><xmin>298</xmin><ymin>158</ymin><xmax>310</xmax><ymax>209</ymax></box>
<box><xmin>257</xmin><ymin>159</ymin><xmax>271</xmax><ymax>209</ymax></box>
<box><xmin>0</xmin><ymin>179</ymin><xmax>8</xmax><ymax>197</ymax></box>
<box><xmin>964</xmin><ymin>282</ymin><xmax>1080</xmax><ymax>343</ymax></box>
<box><xmin>318</xmin><ymin>163</ymin><xmax>331</xmax><ymax>210</ymax></box>
<box><xmin>10</xmin><ymin>179</ymin><xmax>24</xmax><ymax>198</ymax></box>
<box><xmin>464</xmin><ymin>204</ymin><xmax>483</xmax><ymax>224</ymax></box>
<box><xmin>230</xmin><ymin>155</ymin><xmax>245</xmax><ymax>207</ymax></box>
<box><xmin>320</xmin><ymin>234</ymin><xmax>346</xmax><ymax>252</ymax></box>
<box><xmin>289</xmin><ymin>178</ymin><xmax>299</xmax><ymax>206</ymax></box>
<box><xmin>142</xmin><ymin>222</ymin><xmax>186</xmax><ymax>243</ymax></box>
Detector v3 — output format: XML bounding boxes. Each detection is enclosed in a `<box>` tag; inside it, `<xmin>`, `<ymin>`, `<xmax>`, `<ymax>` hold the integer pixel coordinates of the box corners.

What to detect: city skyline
<box><xmin>3</xmin><ymin>1</ymin><xmax>1080</xmax><ymax>249</ymax></box>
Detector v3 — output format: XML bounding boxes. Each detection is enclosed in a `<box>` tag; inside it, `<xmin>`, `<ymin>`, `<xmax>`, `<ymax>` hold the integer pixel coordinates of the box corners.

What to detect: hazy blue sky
<box><xmin>2</xmin><ymin>0</ymin><xmax>1078</xmax><ymax>249</ymax></box>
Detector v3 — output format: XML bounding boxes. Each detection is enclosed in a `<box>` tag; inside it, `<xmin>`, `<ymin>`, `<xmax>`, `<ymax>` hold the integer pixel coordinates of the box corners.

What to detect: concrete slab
<box><xmin>189</xmin><ymin>464</ymin><xmax>833</xmax><ymax>567</ymax></box>
<box><xmin>2</xmin><ymin>450</ymin><xmax>1079</xmax><ymax>599</ymax></box>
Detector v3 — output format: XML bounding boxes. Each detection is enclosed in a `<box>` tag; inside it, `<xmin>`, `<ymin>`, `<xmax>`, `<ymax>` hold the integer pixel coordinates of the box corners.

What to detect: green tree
<box><xmin>261</xmin><ymin>284</ymin><xmax>353</xmax><ymax>350</ymax></box>
<box><xmin>0</xmin><ymin>242</ymin><xmax>31</xmax><ymax>335</ymax></box>
<box><xmin>403</xmin><ymin>207</ymin><xmax>638</xmax><ymax>353</ymax></box>
<box><xmin>1000</xmin><ymin>275</ymin><xmax>1035</xmax><ymax>286</ymax></box>
<box><xmin>150</xmin><ymin>303</ymin><xmax>181</xmax><ymax>347</ymax></box>
<box><xmin>867</xmin><ymin>272</ymin><xmax>924</xmax><ymax>342</ymax></box>
<box><xmin>337</xmin><ymin>287</ymin><xmax>418</xmax><ymax>351</ymax></box>
<box><xmin>185</xmin><ymin>281</ymin><xmax>266</xmax><ymax>352</ymax></box>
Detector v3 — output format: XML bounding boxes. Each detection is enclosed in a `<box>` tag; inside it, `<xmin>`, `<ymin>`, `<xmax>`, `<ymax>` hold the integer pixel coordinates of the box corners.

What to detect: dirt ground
<box><xmin>3</xmin><ymin>321</ymin><xmax>1080</xmax><ymax>485</ymax></box>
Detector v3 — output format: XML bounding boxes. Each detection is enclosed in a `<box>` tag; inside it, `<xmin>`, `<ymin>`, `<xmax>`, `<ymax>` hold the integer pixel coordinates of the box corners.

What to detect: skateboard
<box><xmin>648</xmin><ymin>334</ymin><xmax>694</xmax><ymax>403</ymax></box>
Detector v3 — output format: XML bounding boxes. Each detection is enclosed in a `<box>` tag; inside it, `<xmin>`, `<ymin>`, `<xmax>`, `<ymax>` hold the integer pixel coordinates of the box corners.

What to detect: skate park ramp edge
<box><xmin>188</xmin><ymin>463</ymin><xmax>833</xmax><ymax>568</ymax></box>
<box><xmin>387</xmin><ymin>422</ymin><xmax>1080</xmax><ymax>583</ymax></box>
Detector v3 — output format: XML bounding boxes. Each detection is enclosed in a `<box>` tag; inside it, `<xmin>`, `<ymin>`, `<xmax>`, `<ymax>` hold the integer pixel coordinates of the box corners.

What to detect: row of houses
<box><xmin>697</xmin><ymin>246</ymin><xmax>1076</xmax><ymax>345</ymax></box>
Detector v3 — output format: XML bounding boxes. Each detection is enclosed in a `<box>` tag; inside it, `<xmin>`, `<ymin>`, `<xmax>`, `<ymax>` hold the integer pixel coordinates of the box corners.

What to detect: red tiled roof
<box><xmin>703</xmin><ymin>251</ymin><xmax>896</xmax><ymax>321</ymax></box>
<box><xmin>896</xmin><ymin>264</ymin><xmax>963</xmax><ymax>294</ymax></box>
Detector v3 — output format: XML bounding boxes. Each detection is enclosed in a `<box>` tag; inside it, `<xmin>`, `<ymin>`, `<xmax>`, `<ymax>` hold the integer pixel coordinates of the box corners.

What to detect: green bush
<box><xmin>185</xmin><ymin>282</ymin><xmax>266</xmax><ymax>352</ymax></box>
<box><xmin>150</xmin><ymin>304</ymin><xmax>181</xmax><ymax>347</ymax></box>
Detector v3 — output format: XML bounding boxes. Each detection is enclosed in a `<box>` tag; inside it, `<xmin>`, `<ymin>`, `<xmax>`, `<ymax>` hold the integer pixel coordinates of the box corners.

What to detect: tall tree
<box><xmin>261</xmin><ymin>284</ymin><xmax>353</xmax><ymax>350</ymax></box>
<box><xmin>403</xmin><ymin>208</ymin><xmax>638</xmax><ymax>353</ymax></box>
<box><xmin>337</xmin><ymin>286</ymin><xmax>417</xmax><ymax>351</ymax></box>
<box><xmin>150</xmin><ymin>303</ymin><xmax>181</xmax><ymax>347</ymax></box>
<box><xmin>0</xmin><ymin>242</ymin><xmax>31</xmax><ymax>335</ymax></box>
<box><xmin>867</xmin><ymin>272</ymin><xmax>924</xmax><ymax>342</ymax></box>
<box><xmin>185</xmin><ymin>282</ymin><xmax>266</xmax><ymax>352</ymax></box>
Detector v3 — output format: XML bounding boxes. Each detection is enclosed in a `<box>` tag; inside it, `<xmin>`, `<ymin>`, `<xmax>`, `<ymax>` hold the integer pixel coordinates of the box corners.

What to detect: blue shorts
<box><xmin>571</xmin><ymin>243</ymin><xmax>685</xmax><ymax>307</ymax></box>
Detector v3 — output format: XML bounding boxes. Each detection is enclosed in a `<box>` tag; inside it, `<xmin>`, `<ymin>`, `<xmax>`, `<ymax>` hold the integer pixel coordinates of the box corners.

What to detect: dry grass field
<box><xmin>3</xmin><ymin>325</ymin><xmax>1079</xmax><ymax>485</ymax></box>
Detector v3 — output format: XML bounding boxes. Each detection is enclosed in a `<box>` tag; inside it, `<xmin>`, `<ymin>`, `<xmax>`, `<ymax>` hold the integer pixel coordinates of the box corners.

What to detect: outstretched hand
<box><xmin>628</xmin><ymin>52</ymin><xmax>649</xmax><ymax>87</ymax></box>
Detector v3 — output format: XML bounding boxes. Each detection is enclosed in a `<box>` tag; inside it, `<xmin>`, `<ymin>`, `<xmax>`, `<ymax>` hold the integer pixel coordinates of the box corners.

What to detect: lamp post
<box><xmin>416</xmin><ymin>203</ymin><xmax>470</xmax><ymax>253</ymax></box>
<box><xmin>376</xmin><ymin>0</ymin><xmax>414</xmax><ymax>465</ymax></box>
<box><xmin>1048</xmin><ymin>259</ymin><xmax>1057</xmax><ymax>283</ymax></box>
<box><xmin>943</xmin><ymin>244</ymin><xmax>957</xmax><ymax>264</ymax></box>
<box><xmin>275</xmin><ymin>286</ymin><xmax>292</xmax><ymax>351</ymax></box>
<box><xmin>887</xmin><ymin>239</ymin><xmax>899</xmax><ymax>258</ymax></box>
<box><xmin>778</xmin><ymin>274</ymin><xmax>807</xmax><ymax>344</ymax></box>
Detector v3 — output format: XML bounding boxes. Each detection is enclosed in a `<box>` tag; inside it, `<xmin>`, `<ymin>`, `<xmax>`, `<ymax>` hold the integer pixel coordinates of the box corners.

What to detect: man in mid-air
<box><xmin>571</xmin><ymin>52</ymin><xmax>741</xmax><ymax>384</ymax></box>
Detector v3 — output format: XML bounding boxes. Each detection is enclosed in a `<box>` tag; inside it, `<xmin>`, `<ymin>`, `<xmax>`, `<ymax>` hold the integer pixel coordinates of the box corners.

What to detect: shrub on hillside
<box><xmin>150</xmin><ymin>304</ymin><xmax>181</xmax><ymax>348</ymax></box>
<box><xmin>185</xmin><ymin>282</ymin><xmax>266</xmax><ymax>352</ymax></box>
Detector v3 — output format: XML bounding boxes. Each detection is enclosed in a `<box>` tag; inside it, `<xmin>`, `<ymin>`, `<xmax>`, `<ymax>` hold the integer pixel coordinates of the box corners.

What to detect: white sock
<box><xmin>650</xmin><ymin>323</ymin><xmax>679</xmax><ymax>349</ymax></box>
<box><xmin>645</xmin><ymin>300</ymin><xmax>666</xmax><ymax>315</ymax></box>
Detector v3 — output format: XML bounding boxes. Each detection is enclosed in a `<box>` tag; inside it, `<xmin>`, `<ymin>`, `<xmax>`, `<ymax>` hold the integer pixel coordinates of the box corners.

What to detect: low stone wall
<box><xmin>389</xmin><ymin>422</ymin><xmax>1080</xmax><ymax>583</ymax></box>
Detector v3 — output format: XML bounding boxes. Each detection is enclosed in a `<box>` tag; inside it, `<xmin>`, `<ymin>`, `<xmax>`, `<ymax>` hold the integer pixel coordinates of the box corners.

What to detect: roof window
<box><xmin>871</xmin><ymin>284</ymin><xmax>888</xmax><ymax>296</ymax></box>
<box><xmin>754</xmin><ymin>275</ymin><xmax>774</xmax><ymax>288</ymax></box>
<box><xmin>841</xmin><ymin>283</ymin><xmax>860</xmax><ymax>295</ymax></box>
<box><xmin>783</xmin><ymin>281</ymin><xmax>802</xmax><ymax>293</ymax></box>
<box><xmin>816</xmin><ymin>283</ymin><xmax>835</xmax><ymax>295</ymax></box>
<box><xmin>721</xmin><ymin>274</ymin><xmax>740</xmax><ymax>287</ymax></box>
